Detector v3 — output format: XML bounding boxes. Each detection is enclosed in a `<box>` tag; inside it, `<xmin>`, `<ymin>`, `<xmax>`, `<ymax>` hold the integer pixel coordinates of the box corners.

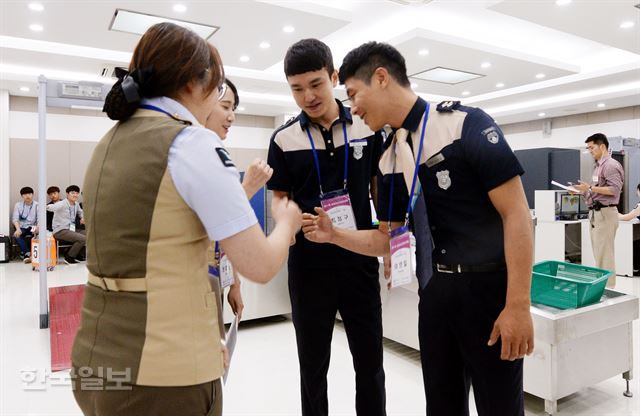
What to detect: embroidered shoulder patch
<box><xmin>215</xmin><ymin>147</ymin><xmax>235</xmax><ymax>167</ymax></box>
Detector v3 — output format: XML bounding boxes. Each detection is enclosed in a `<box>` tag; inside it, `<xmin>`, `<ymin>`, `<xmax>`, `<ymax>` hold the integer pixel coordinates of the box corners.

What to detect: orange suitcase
<box><xmin>31</xmin><ymin>235</ymin><xmax>57</xmax><ymax>271</ymax></box>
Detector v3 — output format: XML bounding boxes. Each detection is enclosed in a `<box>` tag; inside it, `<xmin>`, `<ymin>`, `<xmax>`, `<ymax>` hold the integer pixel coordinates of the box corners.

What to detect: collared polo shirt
<box><xmin>267</xmin><ymin>99</ymin><xmax>383</xmax><ymax>268</ymax></box>
<box><xmin>377</xmin><ymin>97</ymin><xmax>524</xmax><ymax>266</ymax></box>
<box><xmin>584</xmin><ymin>155</ymin><xmax>624</xmax><ymax>207</ymax></box>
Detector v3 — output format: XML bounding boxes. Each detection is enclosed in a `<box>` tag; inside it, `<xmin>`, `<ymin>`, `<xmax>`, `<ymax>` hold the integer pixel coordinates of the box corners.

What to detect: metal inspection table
<box><xmin>524</xmin><ymin>290</ymin><xmax>638</xmax><ymax>414</ymax></box>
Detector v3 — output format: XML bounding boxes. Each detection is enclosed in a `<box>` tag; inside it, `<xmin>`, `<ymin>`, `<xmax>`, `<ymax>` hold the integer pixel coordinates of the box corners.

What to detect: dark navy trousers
<box><xmin>288</xmin><ymin>261</ymin><xmax>386</xmax><ymax>416</ymax></box>
<box><xmin>418</xmin><ymin>270</ymin><xmax>524</xmax><ymax>416</ymax></box>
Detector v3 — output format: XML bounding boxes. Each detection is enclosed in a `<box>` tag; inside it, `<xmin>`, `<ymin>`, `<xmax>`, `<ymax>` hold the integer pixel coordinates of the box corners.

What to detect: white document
<box><xmin>223</xmin><ymin>314</ymin><xmax>239</xmax><ymax>384</ymax></box>
<box><xmin>551</xmin><ymin>180</ymin><xmax>579</xmax><ymax>193</ymax></box>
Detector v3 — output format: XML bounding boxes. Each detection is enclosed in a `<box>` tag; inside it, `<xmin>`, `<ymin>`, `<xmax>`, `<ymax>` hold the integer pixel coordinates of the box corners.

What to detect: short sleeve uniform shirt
<box><xmin>377</xmin><ymin>98</ymin><xmax>524</xmax><ymax>266</ymax></box>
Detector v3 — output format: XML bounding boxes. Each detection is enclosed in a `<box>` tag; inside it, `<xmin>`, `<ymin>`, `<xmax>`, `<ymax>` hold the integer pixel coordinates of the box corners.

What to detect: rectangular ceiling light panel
<box><xmin>411</xmin><ymin>67</ymin><xmax>483</xmax><ymax>84</ymax></box>
<box><xmin>110</xmin><ymin>9</ymin><xmax>219</xmax><ymax>39</ymax></box>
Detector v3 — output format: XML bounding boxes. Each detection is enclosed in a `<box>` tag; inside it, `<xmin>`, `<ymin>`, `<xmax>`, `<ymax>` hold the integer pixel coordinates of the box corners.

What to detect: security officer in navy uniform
<box><xmin>304</xmin><ymin>42</ymin><xmax>534</xmax><ymax>416</ymax></box>
<box><xmin>267</xmin><ymin>39</ymin><xmax>386</xmax><ymax>416</ymax></box>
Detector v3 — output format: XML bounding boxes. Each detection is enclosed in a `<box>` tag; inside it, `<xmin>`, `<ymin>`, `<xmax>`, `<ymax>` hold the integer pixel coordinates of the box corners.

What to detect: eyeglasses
<box><xmin>217</xmin><ymin>83</ymin><xmax>228</xmax><ymax>100</ymax></box>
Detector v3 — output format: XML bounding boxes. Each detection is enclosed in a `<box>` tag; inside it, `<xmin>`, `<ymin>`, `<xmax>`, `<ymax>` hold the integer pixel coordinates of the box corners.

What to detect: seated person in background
<box><xmin>47</xmin><ymin>185</ymin><xmax>85</xmax><ymax>264</ymax></box>
<box><xmin>46</xmin><ymin>186</ymin><xmax>61</xmax><ymax>232</ymax></box>
<box><xmin>619</xmin><ymin>183</ymin><xmax>640</xmax><ymax>274</ymax></box>
<box><xmin>12</xmin><ymin>186</ymin><xmax>38</xmax><ymax>263</ymax></box>
<box><xmin>204</xmin><ymin>78</ymin><xmax>273</xmax><ymax>320</ymax></box>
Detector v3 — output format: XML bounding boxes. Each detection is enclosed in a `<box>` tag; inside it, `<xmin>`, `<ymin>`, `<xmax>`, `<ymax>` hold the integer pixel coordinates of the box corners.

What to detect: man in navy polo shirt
<box><xmin>267</xmin><ymin>38</ymin><xmax>385</xmax><ymax>416</ymax></box>
<box><xmin>304</xmin><ymin>42</ymin><xmax>534</xmax><ymax>416</ymax></box>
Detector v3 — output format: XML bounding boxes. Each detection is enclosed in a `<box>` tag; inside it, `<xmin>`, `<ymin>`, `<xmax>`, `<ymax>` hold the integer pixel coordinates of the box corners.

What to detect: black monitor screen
<box><xmin>579</xmin><ymin>196</ymin><xmax>588</xmax><ymax>214</ymax></box>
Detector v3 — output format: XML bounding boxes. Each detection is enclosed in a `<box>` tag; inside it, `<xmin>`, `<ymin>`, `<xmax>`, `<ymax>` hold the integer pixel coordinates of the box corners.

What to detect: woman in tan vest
<box><xmin>72</xmin><ymin>22</ymin><xmax>301</xmax><ymax>416</ymax></box>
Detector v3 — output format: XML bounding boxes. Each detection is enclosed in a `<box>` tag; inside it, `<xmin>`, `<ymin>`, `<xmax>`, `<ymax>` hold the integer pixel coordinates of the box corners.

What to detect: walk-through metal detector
<box><xmin>37</xmin><ymin>75</ymin><xmax>110</xmax><ymax>328</ymax></box>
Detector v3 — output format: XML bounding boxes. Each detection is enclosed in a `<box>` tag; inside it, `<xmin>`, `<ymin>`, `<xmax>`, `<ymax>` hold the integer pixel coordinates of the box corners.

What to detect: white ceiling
<box><xmin>1</xmin><ymin>0</ymin><xmax>639</xmax><ymax>124</ymax></box>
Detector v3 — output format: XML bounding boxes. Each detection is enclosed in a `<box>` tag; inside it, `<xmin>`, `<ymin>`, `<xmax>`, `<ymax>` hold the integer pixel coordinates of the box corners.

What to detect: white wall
<box><xmin>504</xmin><ymin>118</ymin><xmax>640</xmax><ymax>151</ymax></box>
<box><xmin>8</xmin><ymin>111</ymin><xmax>273</xmax><ymax>147</ymax></box>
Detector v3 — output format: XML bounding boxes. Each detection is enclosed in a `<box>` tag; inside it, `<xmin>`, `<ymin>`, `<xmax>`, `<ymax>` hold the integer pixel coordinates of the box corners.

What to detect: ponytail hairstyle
<box><xmin>103</xmin><ymin>22</ymin><xmax>224</xmax><ymax>121</ymax></box>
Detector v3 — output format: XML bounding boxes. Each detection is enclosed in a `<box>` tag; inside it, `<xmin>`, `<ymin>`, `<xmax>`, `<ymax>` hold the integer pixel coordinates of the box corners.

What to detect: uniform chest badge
<box><xmin>353</xmin><ymin>144</ymin><xmax>364</xmax><ymax>160</ymax></box>
<box><xmin>436</xmin><ymin>170</ymin><xmax>451</xmax><ymax>190</ymax></box>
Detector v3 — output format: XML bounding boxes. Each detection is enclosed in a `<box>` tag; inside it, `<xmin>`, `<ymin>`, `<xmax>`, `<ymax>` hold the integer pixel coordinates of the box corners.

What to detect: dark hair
<box><xmin>585</xmin><ymin>133</ymin><xmax>609</xmax><ymax>149</ymax></box>
<box><xmin>103</xmin><ymin>22</ymin><xmax>224</xmax><ymax>121</ymax></box>
<box><xmin>339</xmin><ymin>41</ymin><xmax>410</xmax><ymax>87</ymax></box>
<box><xmin>224</xmin><ymin>78</ymin><xmax>240</xmax><ymax>111</ymax></box>
<box><xmin>66</xmin><ymin>185</ymin><xmax>80</xmax><ymax>193</ymax></box>
<box><xmin>47</xmin><ymin>186</ymin><xmax>60</xmax><ymax>194</ymax></box>
<box><xmin>20</xmin><ymin>186</ymin><xmax>34</xmax><ymax>195</ymax></box>
<box><xmin>284</xmin><ymin>38</ymin><xmax>334</xmax><ymax>78</ymax></box>
<box><xmin>637</xmin><ymin>183</ymin><xmax>640</xmax><ymax>192</ymax></box>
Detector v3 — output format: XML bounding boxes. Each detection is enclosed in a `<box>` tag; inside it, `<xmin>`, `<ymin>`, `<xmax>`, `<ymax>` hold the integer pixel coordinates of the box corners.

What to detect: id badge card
<box><xmin>389</xmin><ymin>226</ymin><xmax>417</xmax><ymax>288</ymax></box>
<box><xmin>219</xmin><ymin>251</ymin><xmax>234</xmax><ymax>289</ymax></box>
<box><xmin>320</xmin><ymin>189</ymin><xmax>357</xmax><ymax>231</ymax></box>
<box><xmin>70</xmin><ymin>223</ymin><xmax>76</xmax><ymax>232</ymax></box>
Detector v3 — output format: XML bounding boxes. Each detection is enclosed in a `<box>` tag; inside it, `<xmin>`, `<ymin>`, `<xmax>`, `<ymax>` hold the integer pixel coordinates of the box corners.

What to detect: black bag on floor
<box><xmin>0</xmin><ymin>235</ymin><xmax>10</xmax><ymax>263</ymax></box>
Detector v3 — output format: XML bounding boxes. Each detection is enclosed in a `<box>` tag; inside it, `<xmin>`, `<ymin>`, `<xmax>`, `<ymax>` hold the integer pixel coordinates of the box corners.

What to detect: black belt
<box><xmin>434</xmin><ymin>262</ymin><xmax>506</xmax><ymax>274</ymax></box>
<box><xmin>588</xmin><ymin>204</ymin><xmax>617</xmax><ymax>211</ymax></box>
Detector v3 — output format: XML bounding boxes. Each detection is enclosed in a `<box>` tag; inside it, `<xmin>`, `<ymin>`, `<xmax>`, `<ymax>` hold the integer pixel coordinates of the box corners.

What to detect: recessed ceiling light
<box><xmin>239</xmin><ymin>55</ymin><xmax>250</xmax><ymax>62</ymax></box>
<box><xmin>597</xmin><ymin>103</ymin><xmax>606</xmax><ymax>108</ymax></box>
<box><xmin>462</xmin><ymin>91</ymin><xmax>470</xmax><ymax>96</ymax></box>
<box><xmin>283</xmin><ymin>25</ymin><xmax>295</xmax><ymax>33</ymax></box>
<box><xmin>412</xmin><ymin>67</ymin><xmax>483</xmax><ymax>84</ymax></box>
<box><xmin>172</xmin><ymin>4</ymin><xmax>187</xmax><ymax>13</ymax></box>
<box><xmin>29</xmin><ymin>24</ymin><xmax>43</xmax><ymax>32</ymax></box>
<box><xmin>535</xmin><ymin>73</ymin><xmax>546</xmax><ymax>79</ymax></box>
<box><xmin>620</xmin><ymin>21</ymin><xmax>635</xmax><ymax>29</ymax></box>
<box><xmin>259</xmin><ymin>41</ymin><xmax>271</xmax><ymax>49</ymax></box>
<box><xmin>237</xmin><ymin>106</ymin><xmax>246</xmax><ymax>111</ymax></box>
<box><xmin>538</xmin><ymin>112</ymin><xmax>546</xmax><ymax>117</ymax></box>
<box><xmin>110</xmin><ymin>9</ymin><xmax>219</xmax><ymax>39</ymax></box>
<box><xmin>496</xmin><ymin>82</ymin><xmax>505</xmax><ymax>88</ymax></box>
<box><xmin>555</xmin><ymin>0</ymin><xmax>571</xmax><ymax>5</ymax></box>
<box><xmin>20</xmin><ymin>86</ymin><xmax>30</xmax><ymax>92</ymax></box>
<box><xmin>481</xmin><ymin>62</ymin><xmax>491</xmax><ymax>69</ymax></box>
<box><xmin>418</xmin><ymin>49</ymin><xmax>429</xmax><ymax>56</ymax></box>
<box><xmin>28</xmin><ymin>3</ymin><xmax>44</xmax><ymax>11</ymax></box>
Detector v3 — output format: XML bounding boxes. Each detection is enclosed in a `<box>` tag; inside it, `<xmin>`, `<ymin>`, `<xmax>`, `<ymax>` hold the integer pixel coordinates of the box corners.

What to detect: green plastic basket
<box><xmin>531</xmin><ymin>261</ymin><xmax>612</xmax><ymax>309</ymax></box>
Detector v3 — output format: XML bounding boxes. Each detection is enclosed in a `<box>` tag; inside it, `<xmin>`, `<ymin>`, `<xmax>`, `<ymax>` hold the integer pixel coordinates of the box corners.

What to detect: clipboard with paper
<box><xmin>223</xmin><ymin>314</ymin><xmax>239</xmax><ymax>384</ymax></box>
<box><xmin>551</xmin><ymin>180</ymin><xmax>579</xmax><ymax>193</ymax></box>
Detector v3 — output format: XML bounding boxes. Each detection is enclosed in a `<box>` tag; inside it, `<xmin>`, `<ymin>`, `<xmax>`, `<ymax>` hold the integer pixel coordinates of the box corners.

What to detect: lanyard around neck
<box><xmin>139</xmin><ymin>104</ymin><xmax>175</xmax><ymax>118</ymax></box>
<box><xmin>20</xmin><ymin>203</ymin><xmax>33</xmax><ymax>219</ymax></box>
<box><xmin>67</xmin><ymin>199</ymin><xmax>76</xmax><ymax>223</ymax></box>
<box><xmin>387</xmin><ymin>104</ymin><xmax>430</xmax><ymax>230</ymax></box>
<box><xmin>139</xmin><ymin>104</ymin><xmax>193</xmax><ymax>125</ymax></box>
<box><xmin>305</xmin><ymin>122</ymin><xmax>349</xmax><ymax>196</ymax></box>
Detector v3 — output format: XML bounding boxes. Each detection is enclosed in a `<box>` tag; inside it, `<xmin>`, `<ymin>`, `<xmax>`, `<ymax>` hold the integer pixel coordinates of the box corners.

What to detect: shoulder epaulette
<box><xmin>436</xmin><ymin>101</ymin><xmax>461</xmax><ymax>112</ymax></box>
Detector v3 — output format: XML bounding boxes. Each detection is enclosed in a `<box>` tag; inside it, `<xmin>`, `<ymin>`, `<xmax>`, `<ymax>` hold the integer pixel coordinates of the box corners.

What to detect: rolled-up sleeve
<box><xmin>603</xmin><ymin>162</ymin><xmax>624</xmax><ymax>199</ymax></box>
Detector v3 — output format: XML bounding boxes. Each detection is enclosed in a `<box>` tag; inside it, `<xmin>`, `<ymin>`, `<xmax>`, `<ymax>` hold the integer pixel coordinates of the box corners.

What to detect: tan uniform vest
<box><xmin>72</xmin><ymin>110</ymin><xmax>223</xmax><ymax>386</ymax></box>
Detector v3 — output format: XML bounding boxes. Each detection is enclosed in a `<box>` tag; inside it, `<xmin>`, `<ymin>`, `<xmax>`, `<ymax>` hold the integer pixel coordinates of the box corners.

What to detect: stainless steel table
<box><xmin>525</xmin><ymin>290</ymin><xmax>638</xmax><ymax>414</ymax></box>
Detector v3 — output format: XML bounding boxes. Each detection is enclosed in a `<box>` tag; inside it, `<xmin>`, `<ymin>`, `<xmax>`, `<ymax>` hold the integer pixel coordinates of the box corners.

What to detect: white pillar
<box><xmin>0</xmin><ymin>90</ymin><xmax>9</xmax><ymax>235</ymax></box>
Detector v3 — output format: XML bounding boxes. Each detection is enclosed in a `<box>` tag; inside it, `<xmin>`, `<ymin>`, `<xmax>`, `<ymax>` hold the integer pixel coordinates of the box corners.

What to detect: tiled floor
<box><xmin>1</xmin><ymin>261</ymin><xmax>639</xmax><ymax>416</ymax></box>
